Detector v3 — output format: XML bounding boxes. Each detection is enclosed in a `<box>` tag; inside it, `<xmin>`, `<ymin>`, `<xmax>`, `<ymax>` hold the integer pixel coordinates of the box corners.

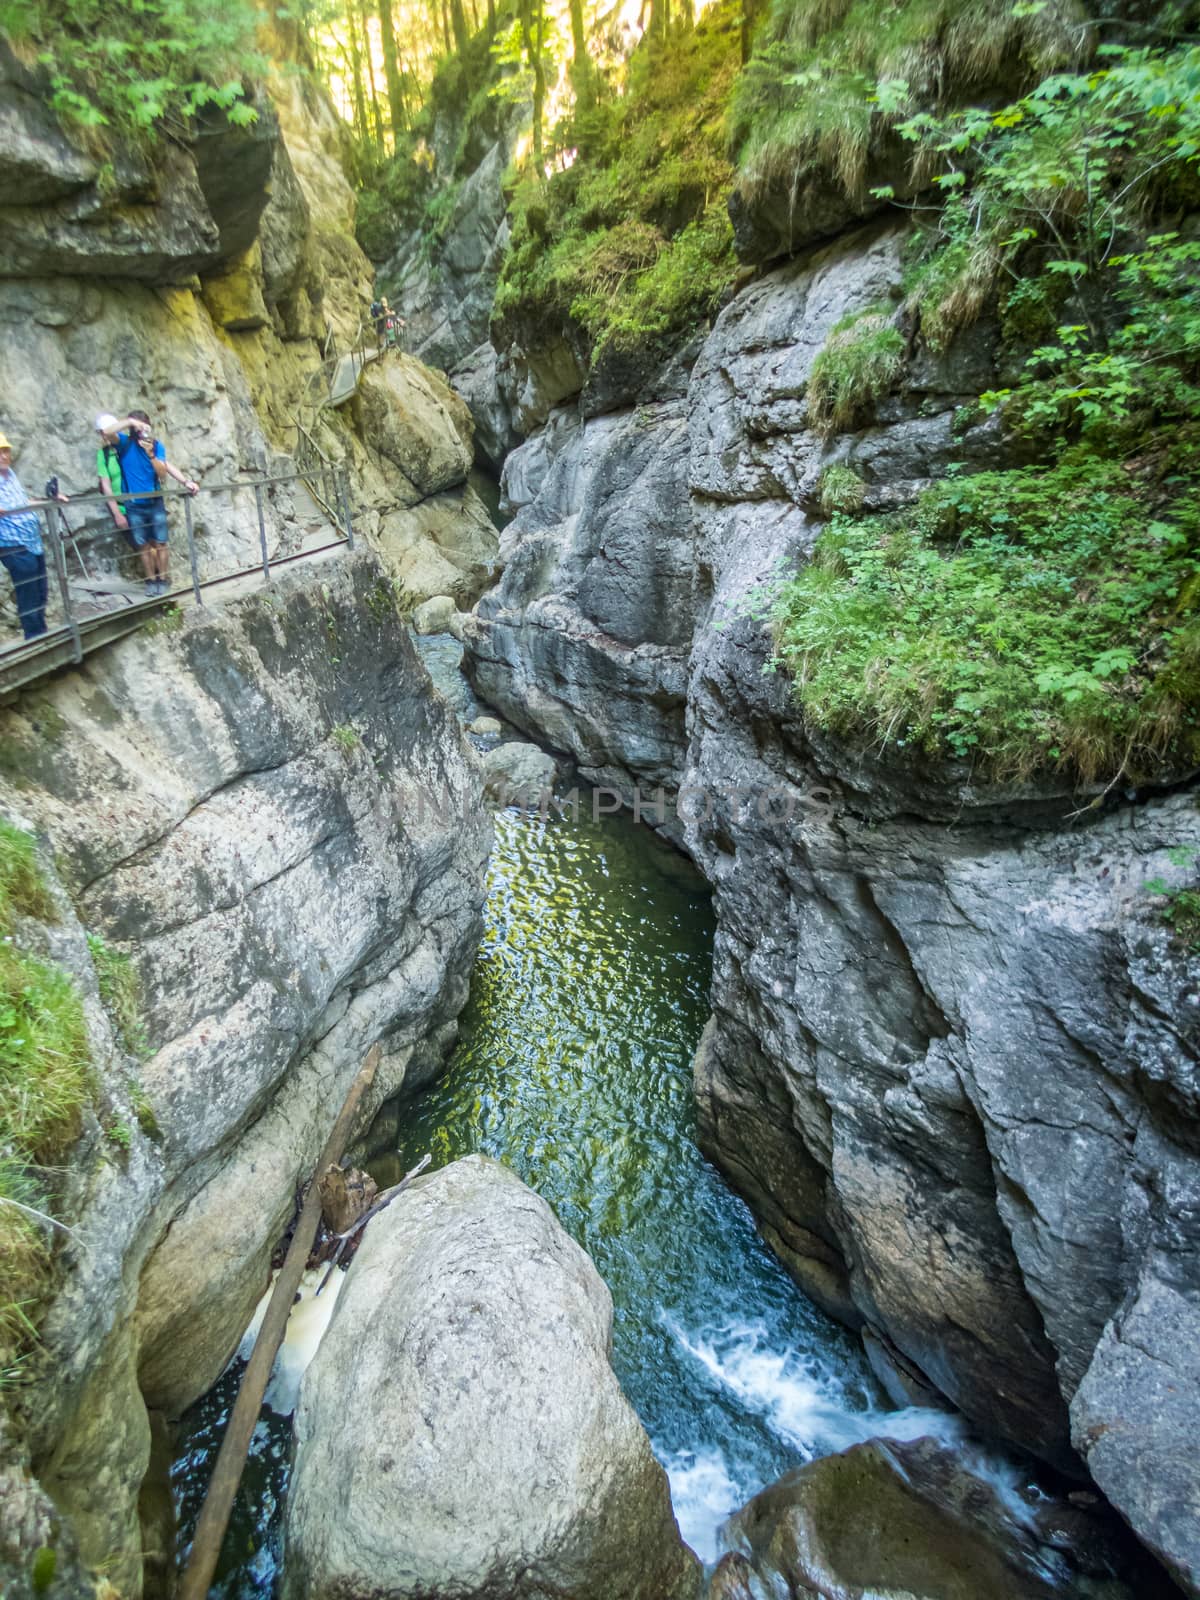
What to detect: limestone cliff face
<box><xmin>0</xmin><ymin>50</ymin><xmax>495</xmax><ymax>616</ymax></box>
<box><xmin>0</xmin><ymin>553</ymin><xmax>490</xmax><ymax>1593</ymax></box>
<box><xmin>463</xmin><ymin>219</ymin><xmax>1200</xmax><ymax>1589</ymax></box>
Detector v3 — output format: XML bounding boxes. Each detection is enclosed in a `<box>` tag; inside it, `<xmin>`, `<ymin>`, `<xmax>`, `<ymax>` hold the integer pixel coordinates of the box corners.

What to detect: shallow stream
<box><xmin>174</xmin><ymin>799</ymin><xmax>956</xmax><ymax>1591</ymax></box>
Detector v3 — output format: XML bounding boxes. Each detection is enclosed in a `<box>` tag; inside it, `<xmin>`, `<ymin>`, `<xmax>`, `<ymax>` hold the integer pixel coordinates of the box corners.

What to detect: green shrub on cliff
<box><xmin>730</xmin><ymin>0</ymin><xmax>1081</xmax><ymax>207</ymax></box>
<box><xmin>771</xmin><ymin>454</ymin><xmax>1200</xmax><ymax>782</ymax></box>
<box><xmin>493</xmin><ymin>1</ymin><xmax>740</xmax><ymax>362</ymax></box>
<box><xmin>0</xmin><ymin>0</ymin><xmax>266</xmax><ymax>142</ymax></box>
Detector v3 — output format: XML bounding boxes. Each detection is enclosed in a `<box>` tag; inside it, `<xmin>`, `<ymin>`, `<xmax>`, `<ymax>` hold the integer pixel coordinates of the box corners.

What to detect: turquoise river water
<box><xmin>174</xmin><ymin>800</ymin><xmax>958</xmax><ymax>1592</ymax></box>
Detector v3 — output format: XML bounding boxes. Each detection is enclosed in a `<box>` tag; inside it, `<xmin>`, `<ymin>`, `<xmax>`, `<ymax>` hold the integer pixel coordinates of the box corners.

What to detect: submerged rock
<box><xmin>481</xmin><ymin>740</ymin><xmax>557</xmax><ymax>801</ymax></box>
<box><xmin>283</xmin><ymin>1155</ymin><xmax>699</xmax><ymax>1600</ymax></box>
<box><xmin>720</xmin><ymin>1436</ymin><xmax>1173</xmax><ymax>1600</ymax></box>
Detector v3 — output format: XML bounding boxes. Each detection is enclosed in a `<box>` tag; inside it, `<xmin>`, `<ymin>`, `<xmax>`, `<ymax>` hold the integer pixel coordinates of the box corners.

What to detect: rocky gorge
<box><xmin>425</xmin><ymin>120</ymin><xmax>1200</xmax><ymax>1597</ymax></box>
<box><xmin>1</xmin><ymin>3</ymin><xmax>1198</xmax><ymax>1597</ymax></box>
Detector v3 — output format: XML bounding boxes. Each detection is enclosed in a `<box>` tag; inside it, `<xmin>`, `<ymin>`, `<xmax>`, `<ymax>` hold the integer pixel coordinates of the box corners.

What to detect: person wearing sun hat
<box><xmin>0</xmin><ymin>429</ymin><xmax>67</xmax><ymax>641</ymax></box>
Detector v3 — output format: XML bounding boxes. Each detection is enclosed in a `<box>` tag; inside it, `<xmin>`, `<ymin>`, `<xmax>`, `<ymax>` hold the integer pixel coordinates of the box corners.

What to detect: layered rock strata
<box><xmin>0</xmin><ymin>553</ymin><xmax>490</xmax><ymax>1593</ymax></box>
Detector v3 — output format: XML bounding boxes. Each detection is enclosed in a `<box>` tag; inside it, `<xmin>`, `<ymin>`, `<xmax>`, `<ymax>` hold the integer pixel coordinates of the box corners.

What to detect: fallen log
<box><xmin>177</xmin><ymin>1042</ymin><xmax>381</xmax><ymax>1600</ymax></box>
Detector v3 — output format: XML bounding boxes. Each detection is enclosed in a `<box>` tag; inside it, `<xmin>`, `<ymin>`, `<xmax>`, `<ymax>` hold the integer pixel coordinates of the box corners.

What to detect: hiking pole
<box><xmin>44</xmin><ymin>477</ymin><xmax>91</xmax><ymax>582</ymax></box>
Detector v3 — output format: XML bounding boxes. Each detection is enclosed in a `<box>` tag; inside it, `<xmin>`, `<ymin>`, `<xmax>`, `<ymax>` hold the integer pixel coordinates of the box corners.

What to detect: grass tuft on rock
<box><xmin>730</xmin><ymin>0</ymin><xmax>1081</xmax><ymax>207</ymax></box>
<box><xmin>87</xmin><ymin>933</ymin><xmax>148</xmax><ymax>1060</ymax></box>
<box><xmin>807</xmin><ymin>307</ymin><xmax>905</xmax><ymax>435</ymax></box>
<box><xmin>0</xmin><ymin>823</ymin><xmax>91</xmax><ymax>1382</ymax></box>
<box><xmin>770</xmin><ymin>453</ymin><xmax>1200</xmax><ymax>783</ymax></box>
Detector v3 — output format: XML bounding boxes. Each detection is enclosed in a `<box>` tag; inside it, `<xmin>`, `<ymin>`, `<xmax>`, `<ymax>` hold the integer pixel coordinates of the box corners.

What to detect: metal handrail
<box><xmin>1</xmin><ymin>462</ymin><xmax>357</xmax><ymax>675</ymax></box>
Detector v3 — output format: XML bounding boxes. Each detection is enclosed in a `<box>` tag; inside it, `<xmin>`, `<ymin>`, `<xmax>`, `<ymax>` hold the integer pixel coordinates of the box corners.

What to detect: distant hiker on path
<box><xmin>95</xmin><ymin>411</ymin><xmax>198</xmax><ymax>596</ymax></box>
<box><xmin>0</xmin><ymin>430</ymin><xmax>67</xmax><ymax>640</ymax></box>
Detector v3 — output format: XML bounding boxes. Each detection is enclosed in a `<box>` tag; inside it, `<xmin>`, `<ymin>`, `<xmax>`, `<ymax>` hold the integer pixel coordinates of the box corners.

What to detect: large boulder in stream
<box><xmin>712</xmin><ymin>1436</ymin><xmax>1174</xmax><ymax>1600</ymax></box>
<box><xmin>283</xmin><ymin>1154</ymin><xmax>699</xmax><ymax>1600</ymax></box>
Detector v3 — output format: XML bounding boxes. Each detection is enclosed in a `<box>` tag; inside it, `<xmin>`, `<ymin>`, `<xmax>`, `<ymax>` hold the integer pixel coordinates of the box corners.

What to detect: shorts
<box><xmin>127</xmin><ymin>499</ymin><xmax>168</xmax><ymax>548</ymax></box>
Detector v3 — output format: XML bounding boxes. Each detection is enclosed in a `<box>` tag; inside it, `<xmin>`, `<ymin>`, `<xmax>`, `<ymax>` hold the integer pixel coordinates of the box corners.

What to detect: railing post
<box><xmin>254</xmin><ymin>482</ymin><xmax>270</xmax><ymax>581</ymax></box>
<box><xmin>184</xmin><ymin>494</ymin><xmax>202</xmax><ymax>605</ymax></box>
<box><xmin>45</xmin><ymin>509</ymin><xmax>82</xmax><ymax>663</ymax></box>
<box><xmin>338</xmin><ymin>468</ymin><xmax>355</xmax><ymax>549</ymax></box>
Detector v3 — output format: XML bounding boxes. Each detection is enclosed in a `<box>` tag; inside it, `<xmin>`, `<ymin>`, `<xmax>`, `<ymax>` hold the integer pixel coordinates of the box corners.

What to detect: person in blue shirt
<box><xmin>0</xmin><ymin>430</ymin><xmax>67</xmax><ymax>640</ymax></box>
<box><xmin>96</xmin><ymin>410</ymin><xmax>198</xmax><ymax>596</ymax></box>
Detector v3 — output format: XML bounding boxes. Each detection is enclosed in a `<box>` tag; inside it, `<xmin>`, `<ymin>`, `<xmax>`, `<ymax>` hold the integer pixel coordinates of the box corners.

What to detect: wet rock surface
<box><xmin>717</xmin><ymin>1435</ymin><xmax>1175</xmax><ymax>1600</ymax></box>
<box><xmin>284</xmin><ymin>1154</ymin><xmax>700</xmax><ymax>1600</ymax></box>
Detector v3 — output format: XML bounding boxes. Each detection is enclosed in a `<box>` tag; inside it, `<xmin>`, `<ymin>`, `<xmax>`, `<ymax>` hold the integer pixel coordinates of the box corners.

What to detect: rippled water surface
<box><xmin>373</xmin><ymin>805</ymin><xmax>937</xmax><ymax>1558</ymax></box>
<box><xmin>174</xmin><ymin>801</ymin><xmax>943</xmax><ymax>1590</ymax></box>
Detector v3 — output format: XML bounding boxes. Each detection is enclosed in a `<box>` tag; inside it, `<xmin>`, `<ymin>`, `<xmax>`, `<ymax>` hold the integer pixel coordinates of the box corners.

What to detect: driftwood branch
<box><xmin>315</xmin><ymin>1151</ymin><xmax>432</xmax><ymax>1296</ymax></box>
<box><xmin>177</xmin><ymin>1043</ymin><xmax>381</xmax><ymax>1600</ymax></box>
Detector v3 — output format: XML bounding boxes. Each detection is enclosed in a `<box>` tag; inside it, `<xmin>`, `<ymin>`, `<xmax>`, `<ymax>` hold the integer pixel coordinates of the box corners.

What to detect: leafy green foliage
<box><xmin>0</xmin><ymin>0</ymin><xmax>267</xmax><ymax>142</ymax></box>
<box><xmin>493</xmin><ymin>2</ymin><xmax>740</xmax><ymax>361</ymax></box>
<box><xmin>730</xmin><ymin>0</ymin><xmax>1080</xmax><ymax>205</ymax></box>
<box><xmin>807</xmin><ymin>306</ymin><xmax>904</xmax><ymax>434</ymax></box>
<box><xmin>770</xmin><ymin>455</ymin><xmax>1200</xmax><ymax>781</ymax></box>
<box><xmin>1146</xmin><ymin>844</ymin><xmax>1200</xmax><ymax>951</ymax></box>
<box><xmin>896</xmin><ymin>42</ymin><xmax>1200</xmax><ymax>365</ymax></box>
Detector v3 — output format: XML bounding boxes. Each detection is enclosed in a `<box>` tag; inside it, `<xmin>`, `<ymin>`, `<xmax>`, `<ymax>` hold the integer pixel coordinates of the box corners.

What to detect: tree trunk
<box><xmin>361</xmin><ymin>0</ymin><xmax>385</xmax><ymax>146</ymax></box>
<box><xmin>449</xmin><ymin>0</ymin><xmax>470</xmax><ymax>52</ymax></box>
<box><xmin>378</xmin><ymin>0</ymin><xmax>406</xmax><ymax>148</ymax></box>
<box><xmin>487</xmin><ymin>0</ymin><xmax>496</xmax><ymax>38</ymax></box>
<box><xmin>569</xmin><ymin>0</ymin><xmax>592</xmax><ymax>118</ymax></box>
<box><xmin>533</xmin><ymin>0</ymin><xmax>546</xmax><ymax>168</ymax></box>
<box><xmin>740</xmin><ymin>0</ymin><xmax>761</xmax><ymax>62</ymax></box>
<box><xmin>346</xmin><ymin>11</ymin><xmax>370</xmax><ymax>144</ymax></box>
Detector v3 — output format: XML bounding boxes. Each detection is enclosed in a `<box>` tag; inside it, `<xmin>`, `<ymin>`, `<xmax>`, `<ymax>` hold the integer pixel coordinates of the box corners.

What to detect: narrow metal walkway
<box><xmin>0</xmin><ymin>463</ymin><xmax>355</xmax><ymax>702</ymax></box>
<box><xmin>327</xmin><ymin>346</ymin><xmax>381</xmax><ymax>407</ymax></box>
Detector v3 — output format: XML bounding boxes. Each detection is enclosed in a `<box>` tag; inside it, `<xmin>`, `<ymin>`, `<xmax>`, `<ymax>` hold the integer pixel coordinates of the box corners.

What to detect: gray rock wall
<box><xmin>0</xmin><ymin>59</ymin><xmax>493</xmax><ymax>620</ymax></box>
<box><xmin>0</xmin><ymin>552</ymin><xmax>490</xmax><ymax>1594</ymax></box>
<box><xmin>284</xmin><ymin>1155</ymin><xmax>699</xmax><ymax>1600</ymax></box>
<box><xmin>465</xmin><ymin>219</ymin><xmax>1200</xmax><ymax>1589</ymax></box>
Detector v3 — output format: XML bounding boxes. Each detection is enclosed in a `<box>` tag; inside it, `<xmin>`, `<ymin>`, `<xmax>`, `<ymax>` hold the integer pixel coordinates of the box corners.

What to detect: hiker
<box><xmin>94</xmin><ymin>413</ymin><xmax>130</xmax><ymax>538</ymax></box>
<box><xmin>0</xmin><ymin>431</ymin><xmax>68</xmax><ymax>640</ymax></box>
<box><xmin>373</xmin><ymin>297</ymin><xmax>388</xmax><ymax>352</ymax></box>
<box><xmin>95</xmin><ymin>411</ymin><xmax>198</xmax><ymax>596</ymax></box>
<box><xmin>385</xmin><ymin>305</ymin><xmax>405</xmax><ymax>350</ymax></box>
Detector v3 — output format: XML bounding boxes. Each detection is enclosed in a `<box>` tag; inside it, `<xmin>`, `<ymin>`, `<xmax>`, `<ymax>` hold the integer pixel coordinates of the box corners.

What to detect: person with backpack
<box><xmin>95</xmin><ymin>414</ymin><xmax>130</xmax><ymax>539</ymax></box>
<box><xmin>94</xmin><ymin>411</ymin><xmax>198</xmax><ymax>595</ymax></box>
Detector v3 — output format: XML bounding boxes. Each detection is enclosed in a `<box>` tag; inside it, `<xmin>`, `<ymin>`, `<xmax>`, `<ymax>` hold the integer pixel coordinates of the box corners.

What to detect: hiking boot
<box><xmin>145</xmin><ymin>579</ymin><xmax>157</xmax><ymax>596</ymax></box>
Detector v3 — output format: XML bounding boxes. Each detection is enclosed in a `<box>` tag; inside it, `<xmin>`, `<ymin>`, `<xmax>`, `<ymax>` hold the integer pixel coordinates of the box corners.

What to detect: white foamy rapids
<box><xmin>659</xmin><ymin>1448</ymin><xmax>745</xmax><ymax>1565</ymax></box>
<box><xmin>661</xmin><ymin>1315</ymin><xmax>1045</xmax><ymax>1562</ymax></box>
<box><xmin>667</xmin><ymin>1315</ymin><xmax>963</xmax><ymax>1459</ymax></box>
<box><xmin>237</xmin><ymin>1266</ymin><xmax>344</xmax><ymax>1415</ymax></box>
